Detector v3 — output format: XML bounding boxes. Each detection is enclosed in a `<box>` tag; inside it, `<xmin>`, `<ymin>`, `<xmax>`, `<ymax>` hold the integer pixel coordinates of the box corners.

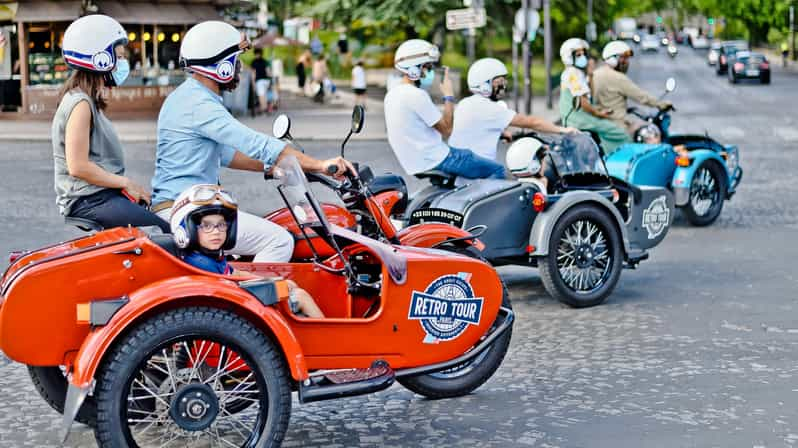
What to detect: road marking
<box><xmin>774</xmin><ymin>127</ymin><xmax>798</xmax><ymax>142</ymax></box>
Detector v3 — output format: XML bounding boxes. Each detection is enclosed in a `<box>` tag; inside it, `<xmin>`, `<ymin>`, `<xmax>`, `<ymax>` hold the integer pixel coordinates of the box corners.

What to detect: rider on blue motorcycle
<box><xmin>593</xmin><ymin>41</ymin><xmax>673</xmax><ymax>136</ymax></box>
<box><xmin>448</xmin><ymin>57</ymin><xmax>577</xmax><ymax>162</ymax></box>
<box><xmin>557</xmin><ymin>38</ymin><xmax>631</xmax><ymax>155</ymax></box>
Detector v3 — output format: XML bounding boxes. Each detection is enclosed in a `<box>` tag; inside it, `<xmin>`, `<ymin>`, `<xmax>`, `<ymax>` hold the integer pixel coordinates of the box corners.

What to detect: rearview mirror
<box><xmin>665</xmin><ymin>77</ymin><xmax>677</xmax><ymax>93</ymax></box>
<box><xmin>351</xmin><ymin>105</ymin><xmax>365</xmax><ymax>134</ymax></box>
<box><xmin>272</xmin><ymin>115</ymin><xmax>291</xmax><ymax>139</ymax></box>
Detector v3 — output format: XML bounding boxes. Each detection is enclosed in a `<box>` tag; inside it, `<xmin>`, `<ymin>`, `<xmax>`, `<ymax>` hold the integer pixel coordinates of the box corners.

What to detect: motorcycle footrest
<box><xmin>298</xmin><ymin>361</ymin><xmax>394</xmax><ymax>403</ymax></box>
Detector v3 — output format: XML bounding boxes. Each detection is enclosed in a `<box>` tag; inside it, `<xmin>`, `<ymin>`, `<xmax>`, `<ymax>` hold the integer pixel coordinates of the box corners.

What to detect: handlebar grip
<box><xmin>326</xmin><ymin>164</ymin><xmax>339</xmax><ymax>175</ymax></box>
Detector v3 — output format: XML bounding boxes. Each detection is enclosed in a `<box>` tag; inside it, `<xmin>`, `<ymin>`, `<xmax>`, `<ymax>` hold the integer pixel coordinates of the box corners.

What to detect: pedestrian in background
<box><xmin>296</xmin><ymin>50</ymin><xmax>310</xmax><ymax>94</ymax></box>
<box><xmin>250</xmin><ymin>48</ymin><xmax>272</xmax><ymax>114</ymax></box>
<box><xmin>352</xmin><ymin>59</ymin><xmax>367</xmax><ymax>108</ymax></box>
<box><xmin>312</xmin><ymin>54</ymin><xmax>328</xmax><ymax>103</ymax></box>
<box><xmin>782</xmin><ymin>42</ymin><xmax>789</xmax><ymax>68</ymax></box>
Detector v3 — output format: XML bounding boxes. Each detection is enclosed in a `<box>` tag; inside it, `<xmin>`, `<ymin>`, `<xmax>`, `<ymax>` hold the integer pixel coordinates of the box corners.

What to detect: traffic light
<box><xmin>656</xmin><ymin>16</ymin><xmax>663</xmax><ymax>24</ymax></box>
<box><xmin>708</xmin><ymin>17</ymin><xmax>715</xmax><ymax>25</ymax></box>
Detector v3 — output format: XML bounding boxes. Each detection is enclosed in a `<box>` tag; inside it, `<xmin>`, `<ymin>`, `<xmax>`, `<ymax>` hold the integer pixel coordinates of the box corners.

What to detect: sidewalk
<box><xmin>754</xmin><ymin>47</ymin><xmax>798</xmax><ymax>74</ymax></box>
<box><xmin>0</xmin><ymin>85</ymin><xmax>560</xmax><ymax>142</ymax></box>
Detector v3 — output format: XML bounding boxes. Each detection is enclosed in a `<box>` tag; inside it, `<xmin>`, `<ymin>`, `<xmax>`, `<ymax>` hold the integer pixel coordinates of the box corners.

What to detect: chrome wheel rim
<box><xmin>690</xmin><ymin>167</ymin><xmax>720</xmax><ymax>217</ymax></box>
<box><xmin>556</xmin><ymin>219</ymin><xmax>611</xmax><ymax>293</ymax></box>
<box><xmin>123</xmin><ymin>338</ymin><xmax>266</xmax><ymax>447</ymax></box>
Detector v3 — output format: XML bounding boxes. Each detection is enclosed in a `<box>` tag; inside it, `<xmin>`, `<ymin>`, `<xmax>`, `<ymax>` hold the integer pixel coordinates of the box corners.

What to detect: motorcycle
<box><xmin>402</xmin><ymin>117</ymin><xmax>674</xmax><ymax>308</ymax></box>
<box><xmin>1</xmin><ymin>155</ymin><xmax>513</xmax><ymax>447</ymax></box>
<box><xmin>667</xmin><ymin>44</ymin><xmax>679</xmax><ymax>58</ymax></box>
<box><xmin>606</xmin><ymin>78</ymin><xmax>743</xmax><ymax>226</ymax></box>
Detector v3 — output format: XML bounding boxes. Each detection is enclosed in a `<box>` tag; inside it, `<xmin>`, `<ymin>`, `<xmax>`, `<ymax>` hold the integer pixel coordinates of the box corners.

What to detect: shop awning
<box><xmin>14</xmin><ymin>1</ymin><xmax>82</xmax><ymax>22</ymax></box>
<box><xmin>0</xmin><ymin>3</ymin><xmax>18</xmax><ymax>22</ymax></box>
<box><xmin>97</xmin><ymin>1</ymin><xmax>220</xmax><ymax>25</ymax></box>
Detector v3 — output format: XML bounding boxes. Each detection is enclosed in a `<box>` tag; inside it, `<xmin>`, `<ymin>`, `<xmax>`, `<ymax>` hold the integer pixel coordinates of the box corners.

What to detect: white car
<box><xmin>641</xmin><ymin>34</ymin><xmax>660</xmax><ymax>52</ymax></box>
<box><xmin>707</xmin><ymin>42</ymin><xmax>721</xmax><ymax>65</ymax></box>
<box><xmin>691</xmin><ymin>36</ymin><xmax>709</xmax><ymax>49</ymax></box>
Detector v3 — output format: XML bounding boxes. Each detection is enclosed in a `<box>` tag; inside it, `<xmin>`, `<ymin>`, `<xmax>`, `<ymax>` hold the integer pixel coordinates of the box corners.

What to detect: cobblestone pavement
<box><xmin>2</xmin><ymin>48</ymin><xmax>798</xmax><ymax>447</ymax></box>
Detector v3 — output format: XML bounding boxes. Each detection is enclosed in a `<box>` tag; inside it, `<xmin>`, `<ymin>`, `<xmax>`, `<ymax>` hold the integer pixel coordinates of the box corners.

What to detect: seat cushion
<box><xmin>148</xmin><ymin>233</ymin><xmax>181</xmax><ymax>258</ymax></box>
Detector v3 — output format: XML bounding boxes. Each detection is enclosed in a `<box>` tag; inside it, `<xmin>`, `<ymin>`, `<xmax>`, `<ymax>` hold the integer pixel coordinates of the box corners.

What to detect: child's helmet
<box><xmin>170</xmin><ymin>184</ymin><xmax>238</xmax><ymax>253</ymax></box>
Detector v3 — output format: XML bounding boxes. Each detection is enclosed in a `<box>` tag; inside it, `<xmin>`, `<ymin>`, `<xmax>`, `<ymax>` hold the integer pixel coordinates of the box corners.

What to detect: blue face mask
<box><xmin>574</xmin><ymin>55</ymin><xmax>588</xmax><ymax>69</ymax></box>
<box><xmin>112</xmin><ymin>58</ymin><xmax>130</xmax><ymax>86</ymax></box>
<box><xmin>419</xmin><ymin>68</ymin><xmax>435</xmax><ymax>89</ymax></box>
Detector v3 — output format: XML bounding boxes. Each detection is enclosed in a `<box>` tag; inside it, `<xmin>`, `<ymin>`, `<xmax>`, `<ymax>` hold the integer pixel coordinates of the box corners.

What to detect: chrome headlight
<box><xmin>724</xmin><ymin>145</ymin><xmax>739</xmax><ymax>173</ymax></box>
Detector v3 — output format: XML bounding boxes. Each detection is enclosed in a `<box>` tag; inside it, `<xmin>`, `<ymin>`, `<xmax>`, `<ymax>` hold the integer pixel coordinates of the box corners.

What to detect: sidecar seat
<box><xmin>148</xmin><ymin>233</ymin><xmax>181</xmax><ymax>258</ymax></box>
<box><xmin>415</xmin><ymin>170</ymin><xmax>457</xmax><ymax>188</ymax></box>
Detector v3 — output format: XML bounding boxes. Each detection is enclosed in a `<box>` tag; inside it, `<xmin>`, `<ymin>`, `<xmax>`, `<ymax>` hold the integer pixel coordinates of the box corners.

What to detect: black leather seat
<box><xmin>414</xmin><ymin>170</ymin><xmax>457</xmax><ymax>188</ymax></box>
<box><xmin>64</xmin><ymin>217</ymin><xmax>104</xmax><ymax>232</ymax></box>
<box><xmin>148</xmin><ymin>233</ymin><xmax>181</xmax><ymax>258</ymax></box>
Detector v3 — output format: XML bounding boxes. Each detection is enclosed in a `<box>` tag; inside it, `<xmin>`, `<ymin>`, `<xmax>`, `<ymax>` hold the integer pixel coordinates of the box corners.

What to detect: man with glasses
<box><xmin>152</xmin><ymin>21</ymin><xmax>354</xmax><ymax>262</ymax></box>
<box><xmin>384</xmin><ymin>39</ymin><xmax>507</xmax><ymax>180</ymax></box>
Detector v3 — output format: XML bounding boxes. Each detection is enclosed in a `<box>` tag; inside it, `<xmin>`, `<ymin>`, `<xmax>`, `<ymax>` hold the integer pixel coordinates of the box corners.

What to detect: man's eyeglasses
<box><xmin>198</xmin><ymin>221</ymin><xmax>228</xmax><ymax>233</ymax></box>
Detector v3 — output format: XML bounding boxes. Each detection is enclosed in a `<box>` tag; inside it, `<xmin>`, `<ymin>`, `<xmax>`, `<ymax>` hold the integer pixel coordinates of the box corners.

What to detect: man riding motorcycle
<box><xmin>151</xmin><ymin>21</ymin><xmax>354</xmax><ymax>262</ymax></box>
<box><xmin>383</xmin><ymin>39</ymin><xmax>506</xmax><ymax>180</ymax></box>
<box><xmin>592</xmin><ymin>40</ymin><xmax>673</xmax><ymax>135</ymax></box>
<box><xmin>448</xmin><ymin>57</ymin><xmax>576</xmax><ymax>162</ymax></box>
<box><xmin>557</xmin><ymin>38</ymin><xmax>630</xmax><ymax>155</ymax></box>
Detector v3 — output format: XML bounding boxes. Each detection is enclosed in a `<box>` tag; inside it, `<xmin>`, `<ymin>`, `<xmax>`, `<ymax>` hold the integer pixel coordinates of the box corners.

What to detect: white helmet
<box><xmin>559</xmin><ymin>38</ymin><xmax>589</xmax><ymax>66</ymax></box>
<box><xmin>394</xmin><ymin>39</ymin><xmax>440</xmax><ymax>81</ymax></box>
<box><xmin>506</xmin><ymin>137</ymin><xmax>545</xmax><ymax>178</ymax></box>
<box><xmin>180</xmin><ymin>21</ymin><xmax>248</xmax><ymax>83</ymax></box>
<box><xmin>170</xmin><ymin>184</ymin><xmax>238</xmax><ymax>254</ymax></box>
<box><xmin>602</xmin><ymin>40</ymin><xmax>633</xmax><ymax>68</ymax></box>
<box><xmin>62</xmin><ymin>14</ymin><xmax>127</xmax><ymax>73</ymax></box>
<box><xmin>467</xmin><ymin>58</ymin><xmax>508</xmax><ymax>97</ymax></box>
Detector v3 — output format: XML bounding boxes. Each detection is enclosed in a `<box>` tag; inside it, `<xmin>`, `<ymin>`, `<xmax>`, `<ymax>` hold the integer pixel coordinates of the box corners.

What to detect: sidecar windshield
<box><xmin>545</xmin><ymin>132</ymin><xmax>608</xmax><ymax>177</ymax></box>
<box><xmin>273</xmin><ymin>155</ymin><xmax>330</xmax><ymax>230</ymax></box>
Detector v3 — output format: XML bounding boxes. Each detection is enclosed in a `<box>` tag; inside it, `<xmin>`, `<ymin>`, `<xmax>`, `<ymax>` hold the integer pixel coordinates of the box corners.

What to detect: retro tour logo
<box><xmin>408</xmin><ymin>273</ymin><xmax>484</xmax><ymax>344</ymax></box>
<box><xmin>642</xmin><ymin>195</ymin><xmax>670</xmax><ymax>239</ymax></box>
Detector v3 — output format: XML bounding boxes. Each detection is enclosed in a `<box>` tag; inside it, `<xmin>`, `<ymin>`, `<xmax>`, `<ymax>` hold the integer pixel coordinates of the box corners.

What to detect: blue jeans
<box><xmin>435</xmin><ymin>147</ymin><xmax>507</xmax><ymax>179</ymax></box>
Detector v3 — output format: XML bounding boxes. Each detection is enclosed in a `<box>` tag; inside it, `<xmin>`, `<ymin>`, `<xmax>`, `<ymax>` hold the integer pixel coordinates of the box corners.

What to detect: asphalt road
<box><xmin>2</xmin><ymin>45</ymin><xmax>798</xmax><ymax>447</ymax></box>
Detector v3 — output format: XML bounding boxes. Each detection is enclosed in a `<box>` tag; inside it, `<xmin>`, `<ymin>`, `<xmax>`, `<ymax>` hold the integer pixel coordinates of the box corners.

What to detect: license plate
<box><xmin>408</xmin><ymin>208</ymin><xmax>464</xmax><ymax>227</ymax></box>
<box><xmin>746</xmin><ymin>69</ymin><xmax>759</xmax><ymax>76</ymax></box>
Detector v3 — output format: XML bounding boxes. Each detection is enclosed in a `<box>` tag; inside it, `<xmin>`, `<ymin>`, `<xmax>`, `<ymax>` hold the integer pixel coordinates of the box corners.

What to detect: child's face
<box><xmin>197</xmin><ymin>214</ymin><xmax>227</xmax><ymax>251</ymax></box>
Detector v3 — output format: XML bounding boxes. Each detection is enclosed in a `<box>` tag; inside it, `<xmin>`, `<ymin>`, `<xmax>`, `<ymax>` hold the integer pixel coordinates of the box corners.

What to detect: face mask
<box><xmin>490</xmin><ymin>83</ymin><xmax>506</xmax><ymax>101</ymax></box>
<box><xmin>112</xmin><ymin>58</ymin><xmax>130</xmax><ymax>86</ymax></box>
<box><xmin>419</xmin><ymin>68</ymin><xmax>435</xmax><ymax>89</ymax></box>
<box><xmin>574</xmin><ymin>55</ymin><xmax>588</xmax><ymax>69</ymax></box>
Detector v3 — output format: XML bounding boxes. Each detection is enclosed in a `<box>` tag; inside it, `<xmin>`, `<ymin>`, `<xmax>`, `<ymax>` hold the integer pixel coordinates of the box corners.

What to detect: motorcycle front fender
<box><xmin>671</xmin><ymin>150</ymin><xmax>729</xmax><ymax>206</ymax></box>
<box><xmin>397</xmin><ymin>222</ymin><xmax>484</xmax><ymax>251</ymax></box>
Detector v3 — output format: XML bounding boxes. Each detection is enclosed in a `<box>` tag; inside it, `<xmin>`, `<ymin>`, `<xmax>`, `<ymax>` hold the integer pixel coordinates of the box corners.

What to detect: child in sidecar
<box><xmin>170</xmin><ymin>184</ymin><xmax>324</xmax><ymax>318</ymax></box>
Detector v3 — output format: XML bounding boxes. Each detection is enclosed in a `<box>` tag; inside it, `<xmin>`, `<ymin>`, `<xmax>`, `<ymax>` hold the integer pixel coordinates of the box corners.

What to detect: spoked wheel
<box><xmin>683</xmin><ymin>161</ymin><xmax>725</xmax><ymax>226</ymax></box>
<box><xmin>397</xmin><ymin>246</ymin><xmax>513</xmax><ymax>399</ymax></box>
<box><xmin>539</xmin><ymin>205</ymin><xmax>623</xmax><ymax>308</ymax></box>
<box><xmin>94</xmin><ymin>308</ymin><xmax>291</xmax><ymax>448</ymax></box>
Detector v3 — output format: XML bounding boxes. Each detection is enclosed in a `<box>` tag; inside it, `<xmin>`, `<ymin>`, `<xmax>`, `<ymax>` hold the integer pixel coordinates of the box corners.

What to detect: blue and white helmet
<box><xmin>180</xmin><ymin>21</ymin><xmax>248</xmax><ymax>84</ymax></box>
<box><xmin>62</xmin><ymin>14</ymin><xmax>127</xmax><ymax>73</ymax></box>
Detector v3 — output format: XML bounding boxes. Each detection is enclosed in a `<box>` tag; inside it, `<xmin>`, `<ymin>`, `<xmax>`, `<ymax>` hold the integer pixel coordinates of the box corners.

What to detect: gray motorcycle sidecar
<box><xmin>406</xmin><ymin>179</ymin><xmax>675</xmax><ymax>307</ymax></box>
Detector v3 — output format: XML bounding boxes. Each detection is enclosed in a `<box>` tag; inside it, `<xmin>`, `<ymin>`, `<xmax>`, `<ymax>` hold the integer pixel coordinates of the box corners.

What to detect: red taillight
<box><xmin>675</xmin><ymin>156</ymin><xmax>691</xmax><ymax>167</ymax></box>
<box><xmin>760</xmin><ymin>62</ymin><xmax>769</xmax><ymax>69</ymax></box>
<box><xmin>8</xmin><ymin>251</ymin><xmax>23</xmax><ymax>264</ymax></box>
<box><xmin>733</xmin><ymin>62</ymin><xmax>744</xmax><ymax>72</ymax></box>
<box><xmin>525</xmin><ymin>245</ymin><xmax>536</xmax><ymax>253</ymax></box>
<box><xmin>532</xmin><ymin>192</ymin><xmax>546</xmax><ymax>212</ymax></box>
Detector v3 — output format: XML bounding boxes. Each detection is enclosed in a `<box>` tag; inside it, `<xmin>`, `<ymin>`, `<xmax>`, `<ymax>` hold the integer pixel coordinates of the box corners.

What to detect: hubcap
<box><xmin>690</xmin><ymin>167</ymin><xmax>719</xmax><ymax>216</ymax></box>
<box><xmin>169</xmin><ymin>383</ymin><xmax>219</xmax><ymax>431</ymax></box>
<box><xmin>556</xmin><ymin>219</ymin><xmax>611</xmax><ymax>293</ymax></box>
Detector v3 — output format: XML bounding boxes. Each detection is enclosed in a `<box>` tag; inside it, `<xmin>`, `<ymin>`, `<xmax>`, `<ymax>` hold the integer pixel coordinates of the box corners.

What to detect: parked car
<box><xmin>707</xmin><ymin>41</ymin><xmax>722</xmax><ymax>65</ymax></box>
<box><xmin>717</xmin><ymin>40</ymin><xmax>749</xmax><ymax>74</ymax></box>
<box><xmin>691</xmin><ymin>35</ymin><xmax>710</xmax><ymax>49</ymax></box>
<box><xmin>728</xmin><ymin>51</ymin><xmax>770</xmax><ymax>84</ymax></box>
<box><xmin>641</xmin><ymin>34</ymin><xmax>660</xmax><ymax>52</ymax></box>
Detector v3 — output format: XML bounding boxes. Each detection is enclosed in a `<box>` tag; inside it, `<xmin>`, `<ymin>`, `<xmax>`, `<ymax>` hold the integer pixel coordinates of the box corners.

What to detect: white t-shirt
<box><xmin>352</xmin><ymin>66</ymin><xmax>366</xmax><ymax>89</ymax></box>
<box><xmin>384</xmin><ymin>83</ymin><xmax>450</xmax><ymax>174</ymax></box>
<box><xmin>448</xmin><ymin>95</ymin><xmax>517</xmax><ymax>160</ymax></box>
